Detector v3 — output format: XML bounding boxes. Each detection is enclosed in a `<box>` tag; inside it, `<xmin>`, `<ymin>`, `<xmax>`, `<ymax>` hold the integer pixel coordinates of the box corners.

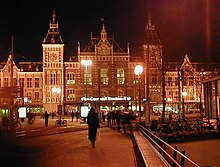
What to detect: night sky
<box><xmin>0</xmin><ymin>0</ymin><xmax>219</xmax><ymax>63</ymax></box>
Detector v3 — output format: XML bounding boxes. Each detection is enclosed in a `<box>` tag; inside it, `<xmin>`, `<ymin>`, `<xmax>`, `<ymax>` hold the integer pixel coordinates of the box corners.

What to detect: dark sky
<box><xmin>0</xmin><ymin>0</ymin><xmax>219</xmax><ymax>63</ymax></box>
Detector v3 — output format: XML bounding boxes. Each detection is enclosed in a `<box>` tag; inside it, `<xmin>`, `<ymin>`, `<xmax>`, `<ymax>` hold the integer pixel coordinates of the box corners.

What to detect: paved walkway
<box><xmin>0</xmin><ymin>117</ymin><xmax>138</xmax><ymax>167</ymax></box>
<box><xmin>0</xmin><ymin>116</ymin><xmax>169</xmax><ymax>167</ymax></box>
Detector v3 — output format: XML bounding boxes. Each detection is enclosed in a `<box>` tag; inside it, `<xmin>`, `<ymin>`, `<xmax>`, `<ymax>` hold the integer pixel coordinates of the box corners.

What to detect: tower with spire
<box><xmin>42</xmin><ymin>10</ymin><xmax>64</xmax><ymax>112</ymax></box>
<box><xmin>143</xmin><ymin>14</ymin><xmax>163</xmax><ymax>104</ymax></box>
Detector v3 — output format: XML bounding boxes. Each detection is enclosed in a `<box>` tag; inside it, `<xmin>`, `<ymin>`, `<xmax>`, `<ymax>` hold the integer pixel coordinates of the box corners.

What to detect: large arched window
<box><xmin>100</xmin><ymin>67</ymin><xmax>109</xmax><ymax>85</ymax></box>
<box><xmin>101</xmin><ymin>90</ymin><xmax>109</xmax><ymax>97</ymax></box>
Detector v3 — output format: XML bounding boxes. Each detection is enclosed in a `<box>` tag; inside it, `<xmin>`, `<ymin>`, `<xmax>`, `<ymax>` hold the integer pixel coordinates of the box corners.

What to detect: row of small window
<box><xmin>79</xmin><ymin>56</ymin><xmax>129</xmax><ymax>61</ymax></box>
<box><xmin>25</xmin><ymin>90</ymin><xmax>75</xmax><ymax>103</ymax></box>
<box><xmin>166</xmin><ymin>81</ymin><xmax>201</xmax><ymax>87</ymax></box>
<box><xmin>166</xmin><ymin>89</ymin><xmax>201</xmax><ymax>100</ymax></box>
<box><xmin>44</xmin><ymin>48</ymin><xmax>62</xmax><ymax>51</ymax></box>
<box><xmin>44</xmin><ymin>63</ymin><xmax>62</xmax><ymax>68</ymax></box>
<box><xmin>0</xmin><ymin>78</ymin><xmax>40</xmax><ymax>88</ymax></box>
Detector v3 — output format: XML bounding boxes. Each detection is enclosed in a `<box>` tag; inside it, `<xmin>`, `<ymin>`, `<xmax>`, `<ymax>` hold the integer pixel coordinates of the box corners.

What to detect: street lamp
<box><xmin>52</xmin><ymin>87</ymin><xmax>62</xmax><ymax>126</ymax></box>
<box><xmin>182</xmin><ymin>91</ymin><xmax>187</xmax><ymax>119</ymax></box>
<box><xmin>134</xmin><ymin>65</ymin><xmax>143</xmax><ymax>122</ymax></box>
<box><xmin>81</xmin><ymin>60</ymin><xmax>92</xmax><ymax>100</ymax></box>
<box><xmin>199</xmin><ymin>71</ymin><xmax>206</xmax><ymax>115</ymax></box>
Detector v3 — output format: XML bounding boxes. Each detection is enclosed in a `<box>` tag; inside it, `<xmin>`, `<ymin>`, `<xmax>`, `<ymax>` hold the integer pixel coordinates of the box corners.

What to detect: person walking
<box><xmin>71</xmin><ymin>111</ymin><xmax>75</xmax><ymax>122</ymax></box>
<box><xmin>116</xmin><ymin>110</ymin><xmax>122</xmax><ymax>132</ymax></box>
<box><xmin>44</xmin><ymin>111</ymin><xmax>50</xmax><ymax>127</ymax></box>
<box><xmin>87</xmin><ymin>107</ymin><xmax>100</xmax><ymax>148</ymax></box>
<box><xmin>52</xmin><ymin>111</ymin><xmax>55</xmax><ymax>119</ymax></box>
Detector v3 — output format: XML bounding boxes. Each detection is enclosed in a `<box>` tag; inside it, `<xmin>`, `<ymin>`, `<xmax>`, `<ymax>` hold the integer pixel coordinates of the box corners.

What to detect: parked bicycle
<box><xmin>55</xmin><ymin>118</ymin><xmax>67</xmax><ymax>126</ymax></box>
<box><xmin>158</xmin><ymin>121</ymin><xmax>185</xmax><ymax>141</ymax></box>
<box><xmin>181</xmin><ymin>119</ymin><xmax>197</xmax><ymax>135</ymax></box>
<box><xmin>8</xmin><ymin>119</ymin><xmax>21</xmax><ymax>131</ymax></box>
<box><xmin>202</xmin><ymin>119</ymin><xmax>215</xmax><ymax>132</ymax></box>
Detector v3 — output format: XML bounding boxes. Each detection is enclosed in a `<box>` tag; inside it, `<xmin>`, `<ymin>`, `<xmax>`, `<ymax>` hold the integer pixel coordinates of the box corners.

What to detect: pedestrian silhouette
<box><xmin>116</xmin><ymin>110</ymin><xmax>122</xmax><ymax>132</ymax></box>
<box><xmin>87</xmin><ymin>107</ymin><xmax>100</xmax><ymax>148</ymax></box>
<box><xmin>71</xmin><ymin>111</ymin><xmax>75</xmax><ymax>122</ymax></box>
<box><xmin>52</xmin><ymin>111</ymin><xmax>55</xmax><ymax>119</ymax></box>
<box><xmin>44</xmin><ymin>111</ymin><xmax>50</xmax><ymax>127</ymax></box>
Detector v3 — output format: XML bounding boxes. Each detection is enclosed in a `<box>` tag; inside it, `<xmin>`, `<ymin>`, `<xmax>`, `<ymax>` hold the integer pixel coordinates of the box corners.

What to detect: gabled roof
<box><xmin>180</xmin><ymin>53</ymin><xmax>195</xmax><ymax>72</ymax></box>
<box><xmin>83</xmin><ymin>24</ymin><xmax>124</xmax><ymax>53</ymax></box>
<box><xmin>43</xmin><ymin>10</ymin><xmax>63</xmax><ymax>44</ymax></box>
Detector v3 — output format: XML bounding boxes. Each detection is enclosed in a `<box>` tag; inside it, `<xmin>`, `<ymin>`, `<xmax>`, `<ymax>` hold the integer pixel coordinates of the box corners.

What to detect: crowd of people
<box><xmin>101</xmin><ymin>110</ymin><xmax>136</xmax><ymax>134</ymax></box>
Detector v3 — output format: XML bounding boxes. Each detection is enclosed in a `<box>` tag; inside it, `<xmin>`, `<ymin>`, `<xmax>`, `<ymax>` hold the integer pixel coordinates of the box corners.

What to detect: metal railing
<box><xmin>137</xmin><ymin>124</ymin><xmax>201</xmax><ymax>167</ymax></box>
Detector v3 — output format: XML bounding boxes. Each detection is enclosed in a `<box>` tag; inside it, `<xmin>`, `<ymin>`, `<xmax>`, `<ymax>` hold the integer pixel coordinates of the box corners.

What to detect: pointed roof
<box><xmin>43</xmin><ymin>10</ymin><xmax>63</xmax><ymax>44</ymax></box>
<box><xmin>143</xmin><ymin>15</ymin><xmax>161</xmax><ymax>45</ymax></box>
<box><xmin>180</xmin><ymin>53</ymin><xmax>195</xmax><ymax>72</ymax></box>
<box><xmin>96</xmin><ymin>24</ymin><xmax>111</xmax><ymax>46</ymax></box>
<box><xmin>83</xmin><ymin>23</ymin><xmax>124</xmax><ymax>52</ymax></box>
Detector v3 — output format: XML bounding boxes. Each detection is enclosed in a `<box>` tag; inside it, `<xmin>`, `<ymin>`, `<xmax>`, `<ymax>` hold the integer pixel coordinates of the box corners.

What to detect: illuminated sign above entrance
<box><xmin>81</xmin><ymin>96</ymin><xmax>131</xmax><ymax>101</ymax></box>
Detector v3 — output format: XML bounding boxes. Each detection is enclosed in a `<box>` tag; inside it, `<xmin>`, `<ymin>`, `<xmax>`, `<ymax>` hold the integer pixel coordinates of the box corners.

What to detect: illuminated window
<box><xmin>35</xmin><ymin>92</ymin><xmax>40</xmax><ymax>102</ymax></box>
<box><xmin>4</xmin><ymin>78</ymin><xmax>8</xmax><ymax>87</ymax></box>
<box><xmin>35</xmin><ymin>78</ymin><xmax>40</xmax><ymax>88</ymax></box>
<box><xmin>50</xmin><ymin>72</ymin><xmax>56</xmax><ymax>85</ymax></box>
<box><xmin>27</xmin><ymin>78</ymin><xmax>32</xmax><ymax>88</ymax></box>
<box><xmin>27</xmin><ymin>92</ymin><xmax>32</xmax><ymax>102</ymax></box>
<box><xmin>168</xmin><ymin>77</ymin><xmax>172</xmax><ymax>86</ymax></box>
<box><xmin>67</xmin><ymin>89</ymin><xmax>75</xmax><ymax>101</ymax></box>
<box><xmin>118</xmin><ymin>89</ymin><xmax>125</xmax><ymax>97</ymax></box>
<box><xmin>117</xmin><ymin>68</ymin><xmax>125</xmax><ymax>84</ymax></box>
<box><xmin>83</xmin><ymin>68</ymin><xmax>92</xmax><ymax>85</ymax></box>
<box><xmin>67</xmin><ymin>73</ymin><xmax>75</xmax><ymax>84</ymax></box>
<box><xmin>101</xmin><ymin>90</ymin><xmax>108</xmax><ymax>97</ymax></box>
<box><xmin>20</xmin><ymin>78</ymin><xmax>24</xmax><ymax>87</ymax></box>
<box><xmin>100</xmin><ymin>68</ymin><xmax>109</xmax><ymax>85</ymax></box>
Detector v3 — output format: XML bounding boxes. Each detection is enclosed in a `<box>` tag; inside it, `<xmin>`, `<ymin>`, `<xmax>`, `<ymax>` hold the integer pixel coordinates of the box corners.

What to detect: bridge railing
<box><xmin>137</xmin><ymin>124</ymin><xmax>201</xmax><ymax>167</ymax></box>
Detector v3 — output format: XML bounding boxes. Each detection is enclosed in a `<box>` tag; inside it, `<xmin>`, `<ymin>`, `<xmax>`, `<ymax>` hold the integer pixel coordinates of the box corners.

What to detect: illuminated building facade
<box><xmin>0</xmin><ymin>11</ymin><xmax>219</xmax><ymax>117</ymax></box>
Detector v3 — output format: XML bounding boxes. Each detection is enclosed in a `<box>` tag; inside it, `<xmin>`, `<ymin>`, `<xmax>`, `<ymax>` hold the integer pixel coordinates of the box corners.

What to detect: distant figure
<box><xmin>27</xmin><ymin>112</ymin><xmax>34</xmax><ymax>125</ymax></box>
<box><xmin>107</xmin><ymin>111</ymin><xmax>112</xmax><ymax>127</ymax></box>
<box><xmin>44</xmin><ymin>111</ymin><xmax>50</xmax><ymax>127</ymax></box>
<box><xmin>101</xmin><ymin>111</ymin><xmax>106</xmax><ymax>122</ymax></box>
<box><xmin>116</xmin><ymin>110</ymin><xmax>122</xmax><ymax>132</ymax></box>
<box><xmin>87</xmin><ymin>108</ymin><xmax>100</xmax><ymax>148</ymax></box>
<box><xmin>71</xmin><ymin>111</ymin><xmax>75</xmax><ymax>122</ymax></box>
<box><xmin>52</xmin><ymin>111</ymin><xmax>55</xmax><ymax>119</ymax></box>
<box><xmin>76</xmin><ymin>111</ymin><xmax>79</xmax><ymax>122</ymax></box>
<box><xmin>121</xmin><ymin>111</ymin><xmax>135</xmax><ymax>134</ymax></box>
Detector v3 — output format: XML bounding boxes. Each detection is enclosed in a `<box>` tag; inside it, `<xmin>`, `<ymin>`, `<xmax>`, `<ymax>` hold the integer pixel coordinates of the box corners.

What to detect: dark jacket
<box><xmin>87</xmin><ymin>108</ymin><xmax>100</xmax><ymax>143</ymax></box>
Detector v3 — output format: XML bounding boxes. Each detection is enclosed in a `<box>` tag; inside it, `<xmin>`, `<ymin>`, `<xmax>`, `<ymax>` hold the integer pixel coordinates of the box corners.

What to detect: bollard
<box><xmin>163</xmin><ymin>145</ymin><xmax>167</xmax><ymax>158</ymax></box>
<box><xmin>181</xmin><ymin>150</ymin><xmax>185</xmax><ymax>167</ymax></box>
<box><xmin>172</xmin><ymin>146</ymin><xmax>178</xmax><ymax>167</ymax></box>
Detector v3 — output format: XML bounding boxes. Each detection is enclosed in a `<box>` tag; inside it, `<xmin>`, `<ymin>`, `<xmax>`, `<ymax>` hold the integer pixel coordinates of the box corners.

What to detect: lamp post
<box><xmin>199</xmin><ymin>71</ymin><xmax>206</xmax><ymax>115</ymax></box>
<box><xmin>182</xmin><ymin>91</ymin><xmax>187</xmax><ymax>119</ymax></box>
<box><xmin>81</xmin><ymin>60</ymin><xmax>92</xmax><ymax>100</ymax></box>
<box><xmin>134</xmin><ymin>65</ymin><xmax>143</xmax><ymax>122</ymax></box>
<box><xmin>52</xmin><ymin>87</ymin><xmax>62</xmax><ymax>126</ymax></box>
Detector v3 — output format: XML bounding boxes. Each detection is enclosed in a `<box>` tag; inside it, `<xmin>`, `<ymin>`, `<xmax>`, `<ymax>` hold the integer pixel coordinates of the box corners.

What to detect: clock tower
<box><xmin>42</xmin><ymin>10</ymin><xmax>64</xmax><ymax>112</ymax></box>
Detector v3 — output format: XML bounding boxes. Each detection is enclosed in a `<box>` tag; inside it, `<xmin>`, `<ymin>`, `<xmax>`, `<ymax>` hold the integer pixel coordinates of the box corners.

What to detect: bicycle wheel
<box><xmin>174</xmin><ymin>132</ymin><xmax>185</xmax><ymax>141</ymax></box>
<box><xmin>55</xmin><ymin>120</ymin><xmax>59</xmax><ymax>126</ymax></box>
<box><xmin>14</xmin><ymin>122</ymin><xmax>21</xmax><ymax>131</ymax></box>
<box><xmin>62</xmin><ymin>120</ymin><xmax>67</xmax><ymax>126</ymax></box>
